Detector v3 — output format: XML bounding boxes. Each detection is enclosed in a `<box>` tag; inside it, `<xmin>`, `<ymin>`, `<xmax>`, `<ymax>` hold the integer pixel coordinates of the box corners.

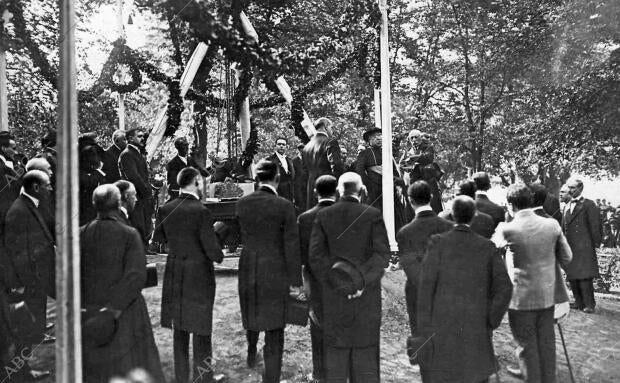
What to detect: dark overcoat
<box><xmin>165</xmin><ymin>155</ymin><xmax>204</xmax><ymax>199</ymax></box>
<box><xmin>417</xmin><ymin>226</ymin><xmax>512</xmax><ymax>382</ymax></box>
<box><xmin>0</xmin><ymin>160</ymin><xmax>21</xmax><ymax>287</ymax></box>
<box><xmin>298</xmin><ymin>200</ymin><xmax>334</xmax><ymax>317</ymax></box>
<box><xmin>439</xmin><ymin>210</ymin><xmax>494</xmax><ymax>239</ymax></box>
<box><xmin>309</xmin><ymin>196</ymin><xmax>390</xmax><ymax>348</ymax></box>
<box><xmin>153</xmin><ymin>193</ymin><xmax>224</xmax><ymax>335</ymax></box>
<box><xmin>397</xmin><ymin>210</ymin><xmax>453</xmax><ymax>332</ymax></box>
<box><xmin>80</xmin><ymin>215</ymin><xmax>164</xmax><ymax>383</ymax></box>
<box><xmin>102</xmin><ymin>144</ymin><xmax>122</xmax><ymax>183</ymax></box>
<box><xmin>475</xmin><ymin>194</ymin><xmax>505</xmax><ymax>228</ymax></box>
<box><xmin>562</xmin><ymin>197</ymin><xmax>602</xmax><ymax>279</ymax></box>
<box><xmin>236</xmin><ymin>186</ymin><xmax>302</xmax><ymax>331</ymax></box>
<box><xmin>292</xmin><ymin>156</ymin><xmax>307</xmax><ymax>211</ymax></box>
<box><xmin>267</xmin><ymin>153</ymin><xmax>296</xmax><ymax>202</ymax></box>
<box><xmin>5</xmin><ymin>195</ymin><xmax>56</xmax><ymax>343</ymax></box>
<box><xmin>302</xmin><ymin>135</ymin><xmax>344</xmax><ymax>209</ymax></box>
<box><xmin>119</xmin><ymin>145</ymin><xmax>153</xmax><ymax>242</ymax></box>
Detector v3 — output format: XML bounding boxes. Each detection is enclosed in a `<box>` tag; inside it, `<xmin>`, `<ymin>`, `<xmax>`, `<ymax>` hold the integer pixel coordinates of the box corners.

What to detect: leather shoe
<box><xmin>569</xmin><ymin>302</ymin><xmax>583</xmax><ymax>310</ymax></box>
<box><xmin>247</xmin><ymin>348</ymin><xmax>257</xmax><ymax>368</ymax></box>
<box><xmin>23</xmin><ymin>369</ymin><xmax>51</xmax><ymax>381</ymax></box>
<box><xmin>506</xmin><ymin>366</ymin><xmax>523</xmax><ymax>379</ymax></box>
<box><xmin>42</xmin><ymin>334</ymin><xmax>56</xmax><ymax>344</ymax></box>
<box><xmin>583</xmin><ymin>307</ymin><xmax>595</xmax><ymax>314</ymax></box>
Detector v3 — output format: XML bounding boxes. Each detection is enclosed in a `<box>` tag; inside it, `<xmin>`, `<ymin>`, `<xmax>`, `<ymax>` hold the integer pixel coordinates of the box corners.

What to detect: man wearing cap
<box><xmin>563</xmin><ymin>177</ymin><xmax>602</xmax><ymax>313</ymax></box>
<box><xmin>267</xmin><ymin>137</ymin><xmax>296</xmax><ymax>202</ymax></box>
<box><xmin>309</xmin><ymin>172</ymin><xmax>390</xmax><ymax>382</ymax></box>
<box><xmin>473</xmin><ymin>171</ymin><xmax>505</xmax><ymax>228</ymax></box>
<box><xmin>397</xmin><ymin>181</ymin><xmax>453</xmax><ymax>334</ymax></box>
<box><xmin>119</xmin><ymin>128</ymin><xmax>153</xmax><ymax>247</ymax></box>
<box><xmin>236</xmin><ymin>160</ymin><xmax>303</xmax><ymax>383</ymax></box>
<box><xmin>302</xmin><ymin>118</ymin><xmax>345</xmax><ymax>209</ymax></box>
<box><xmin>297</xmin><ymin>175</ymin><xmax>338</xmax><ymax>382</ymax></box>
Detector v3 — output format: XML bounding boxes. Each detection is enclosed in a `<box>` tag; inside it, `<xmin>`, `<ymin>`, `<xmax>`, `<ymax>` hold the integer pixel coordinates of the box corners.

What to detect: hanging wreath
<box><xmin>98</xmin><ymin>40</ymin><xmax>143</xmax><ymax>94</ymax></box>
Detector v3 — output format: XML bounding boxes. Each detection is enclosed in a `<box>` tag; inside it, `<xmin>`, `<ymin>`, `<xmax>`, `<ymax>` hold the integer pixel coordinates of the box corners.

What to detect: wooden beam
<box><xmin>0</xmin><ymin>50</ymin><xmax>7</xmax><ymax>132</ymax></box>
<box><xmin>56</xmin><ymin>0</ymin><xmax>82</xmax><ymax>379</ymax></box>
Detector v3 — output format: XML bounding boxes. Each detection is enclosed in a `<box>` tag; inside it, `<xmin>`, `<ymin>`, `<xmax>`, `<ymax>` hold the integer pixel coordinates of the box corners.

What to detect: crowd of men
<box><xmin>0</xmin><ymin>116</ymin><xmax>606</xmax><ymax>383</ymax></box>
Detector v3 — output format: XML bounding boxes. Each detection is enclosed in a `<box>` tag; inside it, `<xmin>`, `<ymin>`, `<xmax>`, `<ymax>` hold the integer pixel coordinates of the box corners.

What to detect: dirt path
<box><xmin>28</xmin><ymin>259</ymin><xmax>620</xmax><ymax>382</ymax></box>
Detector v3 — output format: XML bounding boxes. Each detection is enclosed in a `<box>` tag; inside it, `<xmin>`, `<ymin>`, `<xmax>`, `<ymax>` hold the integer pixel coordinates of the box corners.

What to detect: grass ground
<box><xmin>28</xmin><ymin>251</ymin><xmax>620</xmax><ymax>382</ymax></box>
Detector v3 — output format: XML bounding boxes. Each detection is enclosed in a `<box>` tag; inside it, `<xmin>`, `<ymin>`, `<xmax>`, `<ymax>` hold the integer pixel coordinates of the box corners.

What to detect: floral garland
<box><xmin>239</xmin><ymin>121</ymin><xmax>260</xmax><ymax>169</ymax></box>
<box><xmin>97</xmin><ymin>40</ymin><xmax>143</xmax><ymax>94</ymax></box>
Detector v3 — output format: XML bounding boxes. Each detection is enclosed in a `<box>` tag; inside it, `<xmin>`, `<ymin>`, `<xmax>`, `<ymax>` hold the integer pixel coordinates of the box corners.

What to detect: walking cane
<box><xmin>556</xmin><ymin>322</ymin><xmax>576</xmax><ymax>383</ymax></box>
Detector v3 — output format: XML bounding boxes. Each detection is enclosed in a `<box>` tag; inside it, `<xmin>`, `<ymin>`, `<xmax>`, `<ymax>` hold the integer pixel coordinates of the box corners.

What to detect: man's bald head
<box><xmin>92</xmin><ymin>184</ymin><xmax>121</xmax><ymax>214</ymax></box>
<box><xmin>314</xmin><ymin>117</ymin><xmax>333</xmax><ymax>137</ymax></box>
<box><xmin>337</xmin><ymin>172</ymin><xmax>365</xmax><ymax>197</ymax></box>
<box><xmin>26</xmin><ymin>157</ymin><xmax>52</xmax><ymax>177</ymax></box>
<box><xmin>452</xmin><ymin>195</ymin><xmax>476</xmax><ymax>224</ymax></box>
<box><xmin>22</xmin><ymin>170</ymin><xmax>50</xmax><ymax>194</ymax></box>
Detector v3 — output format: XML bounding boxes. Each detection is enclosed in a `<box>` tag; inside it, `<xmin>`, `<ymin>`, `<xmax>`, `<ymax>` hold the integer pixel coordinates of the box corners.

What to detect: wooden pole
<box><xmin>56</xmin><ymin>0</ymin><xmax>82</xmax><ymax>379</ymax></box>
<box><xmin>378</xmin><ymin>0</ymin><xmax>398</xmax><ymax>252</ymax></box>
<box><xmin>373</xmin><ymin>88</ymin><xmax>381</xmax><ymax>129</ymax></box>
<box><xmin>0</xmin><ymin>50</ymin><xmax>7</xmax><ymax>132</ymax></box>
<box><xmin>117</xmin><ymin>0</ymin><xmax>125</xmax><ymax>130</ymax></box>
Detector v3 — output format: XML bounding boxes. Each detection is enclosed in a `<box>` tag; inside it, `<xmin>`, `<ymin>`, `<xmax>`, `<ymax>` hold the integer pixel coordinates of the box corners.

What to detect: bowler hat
<box><xmin>363</xmin><ymin>128</ymin><xmax>382</xmax><ymax>142</ymax></box>
<box><xmin>82</xmin><ymin>308</ymin><xmax>118</xmax><ymax>347</ymax></box>
<box><xmin>327</xmin><ymin>259</ymin><xmax>365</xmax><ymax>296</ymax></box>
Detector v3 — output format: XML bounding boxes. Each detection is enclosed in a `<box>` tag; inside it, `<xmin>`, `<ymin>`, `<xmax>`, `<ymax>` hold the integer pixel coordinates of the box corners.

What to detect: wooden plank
<box><xmin>56</xmin><ymin>0</ymin><xmax>82</xmax><ymax>379</ymax></box>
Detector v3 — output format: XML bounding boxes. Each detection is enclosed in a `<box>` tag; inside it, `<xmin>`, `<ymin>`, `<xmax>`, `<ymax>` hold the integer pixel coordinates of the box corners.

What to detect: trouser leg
<box><xmin>246</xmin><ymin>330</ymin><xmax>259</xmax><ymax>353</ymax></box>
<box><xmin>193</xmin><ymin>334</ymin><xmax>213</xmax><ymax>383</ymax></box>
<box><xmin>509</xmin><ymin>309</ymin><xmax>541</xmax><ymax>383</ymax></box>
<box><xmin>173</xmin><ymin>329</ymin><xmax>190</xmax><ymax>383</ymax></box>
<box><xmin>310</xmin><ymin>321</ymin><xmax>325</xmax><ymax>382</ymax></box>
<box><xmin>350</xmin><ymin>344</ymin><xmax>380</xmax><ymax>383</ymax></box>
<box><xmin>263</xmin><ymin>328</ymin><xmax>284</xmax><ymax>383</ymax></box>
<box><xmin>405</xmin><ymin>280</ymin><xmax>417</xmax><ymax>334</ymax></box>
<box><xmin>324</xmin><ymin>346</ymin><xmax>350</xmax><ymax>383</ymax></box>
<box><xmin>537</xmin><ymin>307</ymin><xmax>556</xmax><ymax>383</ymax></box>
<box><xmin>568</xmin><ymin>279</ymin><xmax>584</xmax><ymax>309</ymax></box>
<box><xmin>580</xmin><ymin>279</ymin><xmax>596</xmax><ymax>309</ymax></box>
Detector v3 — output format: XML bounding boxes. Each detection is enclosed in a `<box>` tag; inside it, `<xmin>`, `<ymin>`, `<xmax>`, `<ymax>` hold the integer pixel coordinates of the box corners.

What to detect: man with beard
<box><xmin>302</xmin><ymin>118</ymin><xmax>344</xmax><ymax>209</ymax></box>
<box><xmin>119</xmin><ymin>128</ymin><xmax>153</xmax><ymax>247</ymax></box>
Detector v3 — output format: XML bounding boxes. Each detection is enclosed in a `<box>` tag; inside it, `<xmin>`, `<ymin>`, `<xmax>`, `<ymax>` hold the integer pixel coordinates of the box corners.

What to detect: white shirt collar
<box><xmin>178</xmin><ymin>155</ymin><xmax>187</xmax><ymax>165</ymax></box>
<box><xmin>119</xmin><ymin>206</ymin><xmax>128</xmax><ymax>218</ymax></box>
<box><xmin>318</xmin><ymin>197</ymin><xmax>336</xmax><ymax>204</ymax></box>
<box><xmin>128</xmin><ymin>144</ymin><xmax>141</xmax><ymax>152</ymax></box>
<box><xmin>180</xmin><ymin>190</ymin><xmax>200</xmax><ymax>200</ymax></box>
<box><xmin>475</xmin><ymin>190</ymin><xmax>488</xmax><ymax>196</ymax></box>
<box><xmin>343</xmin><ymin>194</ymin><xmax>361</xmax><ymax>202</ymax></box>
<box><xmin>21</xmin><ymin>190</ymin><xmax>39</xmax><ymax>208</ymax></box>
<box><xmin>414</xmin><ymin>205</ymin><xmax>433</xmax><ymax>215</ymax></box>
<box><xmin>0</xmin><ymin>154</ymin><xmax>13</xmax><ymax>169</ymax></box>
<box><xmin>260</xmin><ymin>183</ymin><xmax>278</xmax><ymax>195</ymax></box>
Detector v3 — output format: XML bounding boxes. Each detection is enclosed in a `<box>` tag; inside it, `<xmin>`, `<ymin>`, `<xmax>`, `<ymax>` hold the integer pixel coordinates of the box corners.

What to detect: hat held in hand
<box><xmin>327</xmin><ymin>259</ymin><xmax>365</xmax><ymax>296</ymax></box>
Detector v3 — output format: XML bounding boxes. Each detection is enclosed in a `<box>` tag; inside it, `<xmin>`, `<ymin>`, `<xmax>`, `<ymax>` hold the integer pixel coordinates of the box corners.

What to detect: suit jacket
<box><xmin>309</xmin><ymin>196</ymin><xmax>390</xmax><ymax>348</ymax></box>
<box><xmin>543</xmin><ymin>193</ymin><xmax>562</xmax><ymax>223</ymax></box>
<box><xmin>166</xmin><ymin>155</ymin><xmax>202</xmax><ymax>199</ymax></box>
<box><xmin>0</xmin><ymin>160</ymin><xmax>21</xmax><ymax>286</ymax></box>
<box><xmin>267</xmin><ymin>153</ymin><xmax>296</xmax><ymax>202</ymax></box>
<box><xmin>533</xmin><ymin>207</ymin><xmax>570</xmax><ymax>304</ymax></box>
<box><xmin>417</xmin><ymin>226</ymin><xmax>512</xmax><ymax>382</ymax></box>
<box><xmin>154</xmin><ymin>193</ymin><xmax>223</xmax><ymax>334</ymax></box>
<box><xmin>292</xmin><ymin>156</ymin><xmax>307</xmax><ymax>211</ymax></box>
<box><xmin>80</xmin><ymin>214</ymin><xmax>164</xmax><ymax>381</ymax></box>
<box><xmin>298</xmin><ymin>199</ymin><xmax>334</xmax><ymax>314</ymax></box>
<box><xmin>119</xmin><ymin>145</ymin><xmax>152</xmax><ymax>201</ymax></box>
<box><xmin>236</xmin><ymin>186</ymin><xmax>302</xmax><ymax>331</ymax></box>
<box><xmin>102</xmin><ymin>144</ymin><xmax>123</xmax><ymax>183</ymax></box>
<box><xmin>562</xmin><ymin>197</ymin><xmax>602</xmax><ymax>279</ymax></box>
<box><xmin>439</xmin><ymin>209</ymin><xmax>495</xmax><ymax>239</ymax></box>
<box><xmin>493</xmin><ymin>209</ymin><xmax>572</xmax><ymax>310</ymax></box>
<box><xmin>475</xmin><ymin>193</ymin><xmax>505</xmax><ymax>228</ymax></box>
<box><xmin>302</xmin><ymin>135</ymin><xmax>344</xmax><ymax>208</ymax></box>
<box><xmin>396</xmin><ymin>210</ymin><xmax>453</xmax><ymax>284</ymax></box>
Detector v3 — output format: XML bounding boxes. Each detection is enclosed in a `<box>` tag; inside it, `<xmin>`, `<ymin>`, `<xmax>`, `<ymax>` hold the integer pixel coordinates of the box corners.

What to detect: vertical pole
<box><xmin>373</xmin><ymin>88</ymin><xmax>381</xmax><ymax>129</ymax></box>
<box><xmin>117</xmin><ymin>0</ymin><xmax>125</xmax><ymax>130</ymax></box>
<box><xmin>378</xmin><ymin>0</ymin><xmax>398</xmax><ymax>251</ymax></box>
<box><xmin>0</xmin><ymin>50</ymin><xmax>7</xmax><ymax>132</ymax></box>
<box><xmin>57</xmin><ymin>0</ymin><xmax>82</xmax><ymax>379</ymax></box>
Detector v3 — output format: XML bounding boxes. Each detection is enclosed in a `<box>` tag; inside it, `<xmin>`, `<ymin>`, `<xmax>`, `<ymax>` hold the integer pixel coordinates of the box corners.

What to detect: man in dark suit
<box><xmin>302</xmin><ymin>118</ymin><xmax>344</xmax><ymax>209</ymax></box>
<box><xmin>493</xmin><ymin>184</ymin><xmax>572</xmax><ymax>382</ymax></box>
<box><xmin>439</xmin><ymin>180</ymin><xmax>495</xmax><ymax>239</ymax></box>
<box><xmin>563</xmin><ymin>177</ymin><xmax>602</xmax><ymax>313</ymax></box>
<box><xmin>154</xmin><ymin>167</ymin><xmax>225</xmax><ymax>383</ymax></box>
<box><xmin>102</xmin><ymin>129</ymin><xmax>126</xmax><ymax>183</ymax></box>
<box><xmin>81</xmin><ymin>185</ymin><xmax>164</xmax><ymax>382</ymax></box>
<box><xmin>417</xmin><ymin>196</ymin><xmax>512</xmax><ymax>383</ymax></box>
<box><xmin>267</xmin><ymin>137</ymin><xmax>296</xmax><ymax>202</ymax></box>
<box><xmin>119</xmin><ymin>128</ymin><xmax>153</xmax><ymax>247</ymax></box>
<box><xmin>297</xmin><ymin>175</ymin><xmax>337</xmax><ymax>382</ymax></box>
<box><xmin>397</xmin><ymin>181</ymin><xmax>453</xmax><ymax>334</ymax></box>
<box><xmin>473</xmin><ymin>171</ymin><xmax>505</xmax><ymax>228</ymax></box>
<box><xmin>309</xmin><ymin>172</ymin><xmax>390</xmax><ymax>383</ymax></box>
<box><xmin>292</xmin><ymin>143</ymin><xmax>307</xmax><ymax>212</ymax></box>
<box><xmin>166</xmin><ymin>137</ymin><xmax>209</xmax><ymax>200</ymax></box>
<box><xmin>4</xmin><ymin>170</ymin><xmax>55</xmax><ymax>380</ymax></box>
<box><xmin>0</xmin><ymin>133</ymin><xmax>22</xmax><ymax>283</ymax></box>
<box><xmin>236</xmin><ymin>160</ymin><xmax>303</xmax><ymax>383</ymax></box>
<box><xmin>114</xmin><ymin>180</ymin><xmax>137</xmax><ymax>225</ymax></box>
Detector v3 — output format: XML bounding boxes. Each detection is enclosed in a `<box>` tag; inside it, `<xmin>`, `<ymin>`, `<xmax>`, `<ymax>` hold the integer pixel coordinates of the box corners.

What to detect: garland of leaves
<box><xmin>97</xmin><ymin>40</ymin><xmax>143</xmax><ymax>94</ymax></box>
<box><xmin>239</xmin><ymin>121</ymin><xmax>260</xmax><ymax>169</ymax></box>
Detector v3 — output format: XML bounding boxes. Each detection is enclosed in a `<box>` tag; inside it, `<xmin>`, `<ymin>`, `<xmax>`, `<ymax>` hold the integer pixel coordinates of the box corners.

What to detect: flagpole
<box><xmin>57</xmin><ymin>0</ymin><xmax>82</xmax><ymax>378</ymax></box>
<box><xmin>378</xmin><ymin>0</ymin><xmax>398</xmax><ymax>251</ymax></box>
<box><xmin>117</xmin><ymin>0</ymin><xmax>125</xmax><ymax>130</ymax></box>
<box><xmin>0</xmin><ymin>49</ymin><xmax>7</xmax><ymax>132</ymax></box>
